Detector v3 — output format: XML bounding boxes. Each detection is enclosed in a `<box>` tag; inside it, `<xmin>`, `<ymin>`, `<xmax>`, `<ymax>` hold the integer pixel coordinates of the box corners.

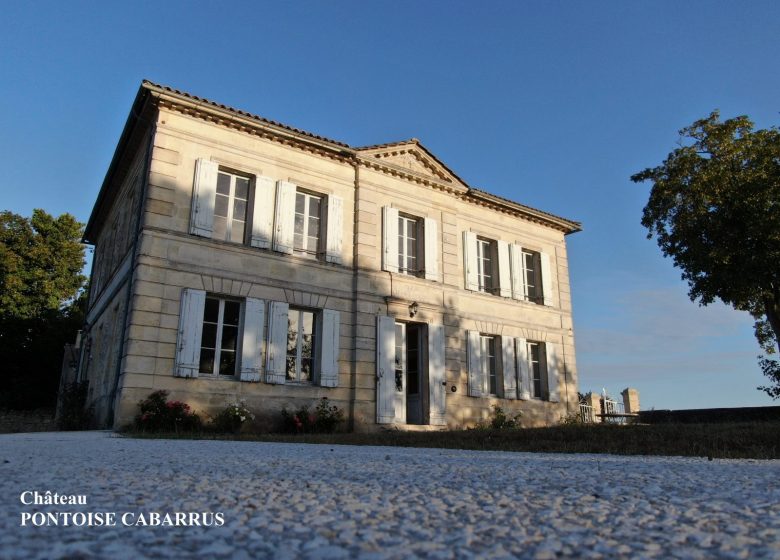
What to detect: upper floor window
<box><xmin>464</xmin><ymin>231</ymin><xmax>555</xmax><ymax>307</ymax></box>
<box><xmin>213</xmin><ymin>171</ymin><xmax>249</xmax><ymax>243</ymax></box>
<box><xmin>398</xmin><ymin>214</ymin><xmax>423</xmax><ymax>275</ymax></box>
<box><xmin>382</xmin><ymin>206</ymin><xmax>440</xmax><ymax>281</ymax></box>
<box><xmin>522</xmin><ymin>250</ymin><xmax>542</xmax><ymax>304</ymax></box>
<box><xmin>189</xmin><ymin>159</ymin><xmax>343</xmax><ymax>263</ymax></box>
<box><xmin>294</xmin><ymin>190</ymin><xmax>323</xmax><ymax>256</ymax></box>
<box><xmin>476</xmin><ymin>238</ymin><xmax>495</xmax><ymax>294</ymax></box>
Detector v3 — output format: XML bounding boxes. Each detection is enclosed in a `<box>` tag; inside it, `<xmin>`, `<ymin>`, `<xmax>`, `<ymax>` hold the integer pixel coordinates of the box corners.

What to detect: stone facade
<box><xmin>77</xmin><ymin>81</ymin><xmax>581</xmax><ymax>430</ymax></box>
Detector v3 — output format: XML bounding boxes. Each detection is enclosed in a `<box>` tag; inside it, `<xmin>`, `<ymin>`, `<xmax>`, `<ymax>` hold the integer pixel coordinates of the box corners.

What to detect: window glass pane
<box><xmin>294</xmin><ymin>212</ymin><xmax>305</xmax><ymax>236</ymax></box>
<box><xmin>221</xmin><ymin>325</ymin><xmax>238</xmax><ymax>351</ymax></box>
<box><xmin>234</xmin><ymin>177</ymin><xmax>249</xmax><ymax>200</ymax></box>
<box><xmin>394</xmin><ymin>323</ymin><xmax>404</xmax><ymax>392</ymax></box>
<box><xmin>214</xmin><ymin>194</ymin><xmax>229</xmax><ymax>218</ymax></box>
<box><xmin>287</xmin><ymin>313</ymin><xmax>299</xmax><ymax>354</ymax></box>
<box><xmin>219</xmin><ymin>350</ymin><xmax>235</xmax><ymax>375</ymax></box>
<box><xmin>201</xmin><ymin>323</ymin><xmax>217</xmax><ymax>349</ymax></box>
<box><xmin>307</xmin><ymin>235</ymin><xmax>318</xmax><ymax>253</ymax></box>
<box><xmin>199</xmin><ymin>349</ymin><xmax>215</xmax><ymax>374</ymax></box>
<box><xmin>223</xmin><ymin>301</ymin><xmax>240</xmax><ymax>325</ymax></box>
<box><xmin>295</xmin><ymin>192</ymin><xmax>305</xmax><ymax>213</ymax></box>
<box><xmin>308</xmin><ymin>216</ymin><xmax>320</xmax><ymax>237</ymax></box>
<box><xmin>204</xmin><ymin>298</ymin><xmax>220</xmax><ymax>323</ymax></box>
<box><xmin>231</xmin><ymin>221</ymin><xmax>245</xmax><ymax>243</ymax></box>
<box><xmin>216</xmin><ymin>173</ymin><xmax>231</xmax><ymax>195</ymax></box>
<box><xmin>308</xmin><ymin>195</ymin><xmax>321</xmax><ymax>217</ymax></box>
<box><xmin>213</xmin><ymin>217</ymin><xmax>227</xmax><ymax>241</ymax></box>
<box><xmin>233</xmin><ymin>199</ymin><xmax>247</xmax><ymax>222</ymax></box>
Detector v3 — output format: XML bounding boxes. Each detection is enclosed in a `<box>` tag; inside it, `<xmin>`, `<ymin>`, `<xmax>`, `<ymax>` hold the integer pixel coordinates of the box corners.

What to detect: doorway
<box><xmin>395</xmin><ymin>322</ymin><xmax>428</xmax><ymax>425</ymax></box>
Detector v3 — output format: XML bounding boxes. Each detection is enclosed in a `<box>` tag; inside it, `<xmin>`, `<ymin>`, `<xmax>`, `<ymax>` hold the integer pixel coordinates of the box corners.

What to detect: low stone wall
<box><xmin>0</xmin><ymin>409</ymin><xmax>56</xmax><ymax>433</ymax></box>
<box><xmin>639</xmin><ymin>406</ymin><xmax>780</xmax><ymax>424</ymax></box>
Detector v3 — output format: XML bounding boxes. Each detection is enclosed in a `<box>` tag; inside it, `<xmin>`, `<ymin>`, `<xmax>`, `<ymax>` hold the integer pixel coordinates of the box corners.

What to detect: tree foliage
<box><xmin>0</xmin><ymin>209</ymin><xmax>87</xmax><ymax>409</ymax></box>
<box><xmin>631</xmin><ymin>112</ymin><xmax>780</xmax><ymax>398</ymax></box>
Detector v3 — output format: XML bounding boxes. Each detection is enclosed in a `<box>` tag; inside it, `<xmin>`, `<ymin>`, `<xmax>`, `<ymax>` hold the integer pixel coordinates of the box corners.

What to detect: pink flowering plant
<box><xmin>212</xmin><ymin>401</ymin><xmax>255</xmax><ymax>433</ymax></box>
<box><xmin>133</xmin><ymin>390</ymin><xmax>201</xmax><ymax>433</ymax></box>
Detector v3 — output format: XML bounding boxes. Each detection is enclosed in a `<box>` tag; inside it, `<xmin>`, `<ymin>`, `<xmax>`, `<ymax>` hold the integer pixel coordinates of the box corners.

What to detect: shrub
<box><xmin>133</xmin><ymin>390</ymin><xmax>201</xmax><ymax>433</ymax></box>
<box><xmin>211</xmin><ymin>401</ymin><xmax>255</xmax><ymax>433</ymax></box>
<box><xmin>559</xmin><ymin>411</ymin><xmax>583</xmax><ymax>426</ymax></box>
<box><xmin>489</xmin><ymin>405</ymin><xmax>522</xmax><ymax>430</ymax></box>
<box><xmin>57</xmin><ymin>381</ymin><xmax>93</xmax><ymax>431</ymax></box>
<box><xmin>280</xmin><ymin>398</ymin><xmax>344</xmax><ymax>434</ymax></box>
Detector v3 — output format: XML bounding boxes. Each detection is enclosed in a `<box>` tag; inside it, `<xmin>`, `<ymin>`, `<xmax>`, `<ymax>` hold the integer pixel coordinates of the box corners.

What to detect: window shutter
<box><xmin>497</xmin><ymin>240</ymin><xmax>512</xmax><ymax>298</ymax></box>
<box><xmin>423</xmin><ymin>217</ymin><xmax>440</xmax><ymax>282</ymax></box>
<box><xmin>325</xmin><ymin>195</ymin><xmax>344</xmax><ymax>264</ymax></box>
<box><xmin>428</xmin><ymin>323</ymin><xmax>446</xmax><ymax>425</ymax></box>
<box><xmin>239</xmin><ymin>297</ymin><xmax>265</xmax><ymax>382</ymax></box>
<box><xmin>463</xmin><ymin>232</ymin><xmax>479</xmax><ymax>291</ymax></box>
<box><xmin>174</xmin><ymin>288</ymin><xmax>206</xmax><ymax>378</ymax></box>
<box><xmin>515</xmin><ymin>337</ymin><xmax>531</xmax><ymax>400</ymax></box>
<box><xmin>501</xmin><ymin>336</ymin><xmax>517</xmax><ymax>399</ymax></box>
<box><xmin>509</xmin><ymin>244</ymin><xmax>525</xmax><ymax>300</ymax></box>
<box><xmin>250</xmin><ymin>175</ymin><xmax>275</xmax><ymax>249</ymax></box>
<box><xmin>376</xmin><ymin>315</ymin><xmax>397</xmax><ymax>423</ymax></box>
<box><xmin>190</xmin><ymin>159</ymin><xmax>218</xmax><ymax>237</ymax></box>
<box><xmin>546</xmin><ymin>342</ymin><xmax>561</xmax><ymax>402</ymax></box>
<box><xmin>382</xmin><ymin>206</ymin><xmax>399</xmax><ymax>273</ymax></box>
<box><xmin>273</xmin><ymin>181</ymin><xmax>296</xmax><ymax>254</ymax></box>
<box><xmin>319</xmin><ymin>309</ymin><xmax>340</xmax><ymax>387</ymax></box>
<box><xmin>466</xmin><ymin>330</ymin><xmax>483</xmax><ymax>397</ymax></box>
<box><xmin>540</xmin><ymin>251</ymin><xmax>555</xmax><ymax>307</ymax></box>
<box><xmin>265</xmin><ymin>301</ymin><xmax>289</xmax><ymax>384</ymax></box>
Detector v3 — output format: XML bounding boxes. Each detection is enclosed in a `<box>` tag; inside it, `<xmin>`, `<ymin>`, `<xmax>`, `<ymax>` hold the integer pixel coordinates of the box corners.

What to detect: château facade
<box><xmin>77</xmin><ymin>81</ymin><xmax>581</xmax><ymax>430</ymax></box>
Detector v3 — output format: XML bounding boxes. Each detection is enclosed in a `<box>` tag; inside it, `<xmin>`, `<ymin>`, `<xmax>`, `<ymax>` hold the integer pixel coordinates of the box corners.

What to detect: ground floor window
<box><xmin>199</xmin><ymin>297</ymin><xmax>241</xmax><ymax>376</ymax></box>
<box><xmin>481</xmin><ymin>335</ymin><xmax>498</xmax><ymax>396</ymax></box>
<box><xmin>286</xmin><ymin>308</ymin><xmax>317</xmax><ymax>383</ymax></box>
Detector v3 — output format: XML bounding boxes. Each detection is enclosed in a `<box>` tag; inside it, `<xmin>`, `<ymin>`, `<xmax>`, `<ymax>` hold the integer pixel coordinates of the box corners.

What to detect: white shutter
<box><xmin>382</xmin><ymin>206</ymin><xmax>399</xmax><ymax>273</ymax></box>
<box><xmin>324</xmin><ymin>195</ymin><xmax>344</xmax><ymax>264</ymax></box>
<box><xmin>428</xmin><ymin>323</ymin><xmax>446</xmax><ymax>425</ymax></box>
<box><xmin>376</xmin><ymin>315</ymin><xmax>397</xmax><ymax>423</ymax></box>
<box><xmin>265</xmin><ymin>301</ymin><xmax>289</xmax><ymax>384</ymax></box>
<box><xmin>501</xmin><ymin>336</ymin><xmax>517</xmax><ymax>399</ymax></box>
<box><xmin>516</xmin><ymin>337</ymin><xmax>531</xmax><ymax>400</ymax></box>
<box><xmin>190</xmin><ymin>159</ymin><xmax>218</xmax><ymax>237</ymax></box>
<box><xmin>250</xmin><ymin>175</ymin><xmax>275</xmax><ymax>249</ymax></box>
<box><xmin>273</xmin><ymin>181</ymin><xmax>296</xmax><ymax>254</ymax></box>
<box><xmin>423</xmin><ymin>217</ymin><xmax>439</xmax><ymax>282</ymax></box>
<box><xmin>497</xmin><ymin>240</ymin><xmax>512</xmax><ymax>298</ymax></box>
<box><xmin>463</xmin><ymin>231</ymin><xmax>479</xmax><ymax>291</ymax></box>
<box><xmin>540</xmin><ymin>251</ymin><xmax>555</xmax><ymax>307</ymax></box>
<box><xmin>239</xmin><ymin>298</ymin><xmax>265</xmax><ymax>382</ymax></box>
<box><xmin>510</xmin><ymin>244</ymin><xmax>525</xmax><ymax>300</ymax></box>
<box><xmin>467</xmin><ymin>330</ymin><xmax>483</xmax><ymax>397</ymax></box>
<box><xmin>319</xmin><ymin>309</ymin><xmax>340</xmax><ymax>387</ymax></box>
<box><xmin>174</xmin><ymin>288</ymin><xmax>206</xmax><ymax>378</ymax></box>
<box><xmin>546</xmin><ymin>342</ymin><xmax>561</xmax><ymax>402</ymax></box>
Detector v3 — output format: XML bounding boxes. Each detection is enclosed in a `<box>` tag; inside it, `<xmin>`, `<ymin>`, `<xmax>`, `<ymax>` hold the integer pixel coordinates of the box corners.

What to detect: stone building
<box><xmin>77</xmin><ymin>81</ymin><xmax>581</xmax><ymax>430</ymax></box>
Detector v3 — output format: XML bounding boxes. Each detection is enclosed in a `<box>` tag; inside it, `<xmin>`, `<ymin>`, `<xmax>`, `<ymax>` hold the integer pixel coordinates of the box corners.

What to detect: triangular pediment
<box><xmin>356</xmin><ymin>139</ymin><xmax>468</xmax><ymax>189</ymax></box>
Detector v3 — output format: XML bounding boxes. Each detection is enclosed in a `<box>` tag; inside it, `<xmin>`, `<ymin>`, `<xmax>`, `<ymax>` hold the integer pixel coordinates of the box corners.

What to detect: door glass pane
<box><xmin>394</xmin><ymin>323</ymin><xmax>404</xmax><ymax>392</ymax></box>
<box><xmin>219</xmin><ymin>350</ymin><xmax>235</xmax><ymax>375</ymax></box>
<box><xmin>286</xmin><ymin>313</ymin><xmax>298</xmax><ymax>379</ymax></box>
<box><xmin>199</xmin><ymin>349</ymin><xmax>215</xmax><ymax>374</ymax></box>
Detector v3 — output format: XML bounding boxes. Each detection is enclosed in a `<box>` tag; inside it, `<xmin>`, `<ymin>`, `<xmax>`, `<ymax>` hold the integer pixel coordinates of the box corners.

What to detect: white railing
<box><xmin>579</xmin><ymin>403</ymin><xmax>596</xmax><ymax>423</ymax></box>
<box><xmin>602</xmin><ymin>398</ymin><xmax>626</xmax><ymax>424</ymax></box>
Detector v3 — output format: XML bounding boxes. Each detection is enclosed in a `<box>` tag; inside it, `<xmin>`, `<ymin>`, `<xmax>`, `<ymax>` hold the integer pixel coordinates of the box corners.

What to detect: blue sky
<box><xmin>2</xmin><ymin>1</ymin><xmax>778</xmax><ymax>410</ymax></box>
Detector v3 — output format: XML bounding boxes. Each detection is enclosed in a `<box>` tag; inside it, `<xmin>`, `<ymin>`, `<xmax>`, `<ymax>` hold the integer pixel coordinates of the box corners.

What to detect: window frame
<box><xmin>198</xmin><ymin>295</ymin><xmax>243</xmax><ymax>378</ymax></box>
<box><xmin>285</xmin><ymin>306</ymin><xmax>318</xmax><ymax>384</ymax></box>
<box><xmin>213</xmin><ymin>169</ymin><xmax>251</xmax><ymax>244</ymax></box>
<box><xmin>476</xmin><ymin>237</ymin><xmax>497</xmax><ymax>294</ymax></box>
<box><xmin>293</xmin><ymin>188</ymin><xmax>325</xmax><ymax>258</ymax></box>
<box><xmin>527</xmin><ymin>340</ymin><xmax>548</xmax><ymax>399</ymax></box>
<box><xmin>522</xmin><ymin>249</ymin><xmax>543</xmax><ymax>304</ymax></box>
<box><xmin>397</xmin><ymin>213</ymin><xmax>424</xmax><ymax>277</ymax></box>
<box><xmin>481</xmin><ymin>334</ymin><xmax>498</xmax><ymax>396</ymax></box>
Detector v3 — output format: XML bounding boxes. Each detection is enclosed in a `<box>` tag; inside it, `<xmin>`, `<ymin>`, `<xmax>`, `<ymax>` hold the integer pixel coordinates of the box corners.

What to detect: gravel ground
<box><xmin>1</xmin><ymin>431</ymin><xmax>779</xmax><ymax>559</ymax></box>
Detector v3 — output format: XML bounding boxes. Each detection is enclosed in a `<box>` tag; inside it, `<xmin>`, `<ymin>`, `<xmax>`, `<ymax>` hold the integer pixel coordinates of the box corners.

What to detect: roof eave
<box><xmin>468</xmin><ymin>189</ymin><xmax>582</xmax><ymax>234</ymax></box>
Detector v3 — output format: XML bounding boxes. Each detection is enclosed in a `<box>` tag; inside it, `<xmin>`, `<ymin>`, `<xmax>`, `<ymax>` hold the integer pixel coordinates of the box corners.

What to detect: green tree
<box><xmin>0</xmin><ymin>209</ymin><xmax>87</xmax><ymax>409</ymax></box>
<box><xmin>631</xmin><ymin>112</ymin><xmax>780</xmax><ymax>398</ymax></box>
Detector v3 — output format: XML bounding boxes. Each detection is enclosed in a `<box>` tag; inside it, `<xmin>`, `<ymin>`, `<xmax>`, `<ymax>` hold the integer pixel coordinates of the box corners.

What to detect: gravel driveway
<box><xmin>1</xmin><ymin>431</ymin><xmax>778</xmax><ymax>559</ymax></box>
